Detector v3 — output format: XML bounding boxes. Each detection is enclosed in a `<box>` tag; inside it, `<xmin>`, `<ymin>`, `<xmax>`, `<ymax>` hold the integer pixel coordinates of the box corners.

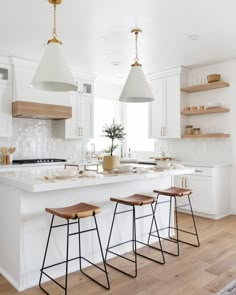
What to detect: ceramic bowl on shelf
<box><xmin>207</xmin><ymin>74</ymin><xmax>221</xmax><ymax>83</ymax></box>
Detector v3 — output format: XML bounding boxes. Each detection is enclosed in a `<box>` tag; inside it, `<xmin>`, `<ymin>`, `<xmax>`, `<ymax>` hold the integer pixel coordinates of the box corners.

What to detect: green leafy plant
<box><xmin>102</xmin><ymin>122</ymin><xmax>126</xmax><ymax>156</ymax></box>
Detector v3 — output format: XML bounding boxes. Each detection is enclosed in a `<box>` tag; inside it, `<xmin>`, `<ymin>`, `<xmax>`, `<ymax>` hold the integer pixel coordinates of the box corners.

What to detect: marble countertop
<box><xmin>0</xmin><ymin>166</ymin><xmax>195</xmax><ymax>193</ymax></box>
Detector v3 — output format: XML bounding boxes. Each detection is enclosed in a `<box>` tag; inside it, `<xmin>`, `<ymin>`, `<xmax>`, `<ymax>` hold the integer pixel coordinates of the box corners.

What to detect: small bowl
<box><xmin>207</xmin><ymin>74</ymin><xmax>221</xmax><ymax>83</ymax></box>
<box><xmin>54</xmin><ymin>169</ymin><xmax>78</xmax><ymax>179</ymax></box>
<box><xmin>156</xmin><ymin>160</ymin><xmax>172</xmax><ymax>168</ymax></box>
<box><xmin>117</xmin><ymin>165</ymin><xmax>134</xmax><ymax>173</ymax></box>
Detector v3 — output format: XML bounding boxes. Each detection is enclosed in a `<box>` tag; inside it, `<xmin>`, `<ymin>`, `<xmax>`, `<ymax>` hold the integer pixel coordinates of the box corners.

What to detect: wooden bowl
<box><xmin>207</xmin><ymin>74</ymin><xmax>221</xmax><ymax>83</ymax></box>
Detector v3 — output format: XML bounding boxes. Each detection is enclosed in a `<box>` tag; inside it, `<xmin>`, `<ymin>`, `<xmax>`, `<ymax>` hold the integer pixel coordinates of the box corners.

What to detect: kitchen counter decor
<box><xmin>101</xmin><ymin>121</ymin><xmax>126</xmax><ymax>170</ymax></box>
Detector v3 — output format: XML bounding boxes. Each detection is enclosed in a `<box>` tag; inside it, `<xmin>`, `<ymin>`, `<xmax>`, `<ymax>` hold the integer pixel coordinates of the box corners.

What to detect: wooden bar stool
<box><xmin>148</xmin><ymin>187</ymin><xmax>200</xmax><ymax>256</ymax></box>
<box><xmin>105</xmin><ymin>194</ymin><xmax>165</xmax><ymax>278</ymax></box>
<box><xmin>39</xmin><ymin>202</ymin><xmax>110</xmax><ymax>295</ymax></box>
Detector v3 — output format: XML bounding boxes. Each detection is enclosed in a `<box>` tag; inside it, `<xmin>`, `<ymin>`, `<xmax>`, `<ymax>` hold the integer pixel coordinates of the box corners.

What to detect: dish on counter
<box><xmin>53</xmin><ymin>169</ymin><xmax>78</xmax><ymax>179</ymax></box>
<box><xmin>115</xmin><ymin>165</ymin><xmax>134</xmax><ymax>173</ymax></box>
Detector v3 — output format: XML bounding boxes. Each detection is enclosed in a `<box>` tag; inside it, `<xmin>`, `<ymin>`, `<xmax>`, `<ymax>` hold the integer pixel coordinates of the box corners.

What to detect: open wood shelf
<box><xmin>181</xmin><ymin>107</ymin><xmax>230</xmax><ymax>115</ymax></box>
<box><xmin>182</xmin><ymin>133</ymin><xmax>230</xmax><ymax>138</ymax></box>
<box><xmin>181</xmin><ymin>81</ymin><xmax>230</xmax><ymax>93</ymax></box>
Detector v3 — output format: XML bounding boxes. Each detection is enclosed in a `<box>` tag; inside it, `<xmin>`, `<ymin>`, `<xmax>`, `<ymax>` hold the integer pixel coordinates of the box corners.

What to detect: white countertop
<box><xmin>0</xmin><ymin>166</ymin><xmax>195</xmax><ymax>192</ymax></box>
<box><xmin>180</xmin><ymin>161</ymin><xmax>231</xmax><ymax>168</ymax></box>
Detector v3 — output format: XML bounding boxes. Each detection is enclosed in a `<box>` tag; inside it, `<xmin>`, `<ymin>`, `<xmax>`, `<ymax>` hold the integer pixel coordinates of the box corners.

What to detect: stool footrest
<box><xmin>40</xmin><ymin>271</ymin><xmax>66</xmax><ymax>291</ymax></box>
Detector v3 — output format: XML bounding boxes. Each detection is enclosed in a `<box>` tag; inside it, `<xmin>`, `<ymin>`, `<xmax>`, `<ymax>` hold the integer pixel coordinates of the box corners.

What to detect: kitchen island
<box><xmin>0</xmin><ymin>165</ymin><xmax>194</xmax><ymax>291</ymax></box>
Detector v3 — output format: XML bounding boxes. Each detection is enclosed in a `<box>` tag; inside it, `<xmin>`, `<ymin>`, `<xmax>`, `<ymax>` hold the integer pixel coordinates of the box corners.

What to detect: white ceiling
<box><xmin>1</xmin><ymin>0</ymin><xmax>236</xmax><ymax>80</ymax></box>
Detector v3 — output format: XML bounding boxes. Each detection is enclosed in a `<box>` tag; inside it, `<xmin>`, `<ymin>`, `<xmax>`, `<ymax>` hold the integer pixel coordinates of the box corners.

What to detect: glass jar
<box><xmin>193</xmin><ymin>128</ymin><xmax>201</xmax><ymax>135</ymax></box>
<box><xmin>185</xmin><ymin>125</ymin><xmax>193</xmax><ymax>135</ymax></box>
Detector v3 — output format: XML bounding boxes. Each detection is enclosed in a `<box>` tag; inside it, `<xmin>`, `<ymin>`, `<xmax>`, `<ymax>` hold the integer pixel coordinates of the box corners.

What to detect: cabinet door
<box><xmin>148</xmin><ymin>78</ymin><xmax>164</xmax><ymax>138</ymax></box>
<box><xmin>74</xmin><ymin>79</ymin><xmax>94</xmax><ymax>97</ymax></box>
<box><xmin>164</xmin><ymin>75</ymin><xmax>181</xmax><ymax>138</ymax></box>
<box><xmin>64</xmin><ymin>95</ymin><xmax>80</xmax><ymax>139</ymax></box>
<box><xmin>148</xmin><ymin>75</ymin><xmax>181</xmax><ymax>139</ymax></box>
<box><xmin>77</xmin><ymin>95</ymin><xmax>94</xmax><ymax>139</ymax></box>
<box><xmin>0</xmin><ymin>85</ymin><xmax>12</xmax><ymax>137</ymax></box>
<box><xmin>174</xmin><ymin>175</ymin><xmax>214</xmax><ymax>214</ymax></box>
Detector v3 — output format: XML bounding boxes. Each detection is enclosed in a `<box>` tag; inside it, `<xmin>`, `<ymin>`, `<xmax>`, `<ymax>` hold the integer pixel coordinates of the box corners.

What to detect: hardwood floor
<box><xmin>1</xmin><ymin>213</ymin><xmax>236</xmax><ymax>294</ymax></box>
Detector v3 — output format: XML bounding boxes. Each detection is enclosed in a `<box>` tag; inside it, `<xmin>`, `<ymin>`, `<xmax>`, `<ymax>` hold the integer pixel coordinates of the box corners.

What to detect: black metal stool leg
<box><xmin>105</xmin><ymin>203</ymin><xmax>118</xmax><ymax>262</ymax></box>
<box><xmin>93</xmin><ymin>214</ymin><xmax>110</xmax><ymax>289</ymax></box>
<box><xmin>147</xmin><ymin>195</ymin><xmax>159</xmax><ymax>245</ymax></box>
<box><xmin>174</xmin><ymin>197</ymin><xmax>180</xmax><ymax>256</ymax></box>
<box><xmin>106</xmin><ymin>203</ymin><xmax>138</xmax><ymax>278</ymax></box>
<box><xmin>169</xmin><ymin>195</ymin><xmax>200</xmax><ymax>247</ymax></box>
<box><xmin>78</xmin><ymin>215</ymin><xmax>110</xmax><ymax>290</ymax></box>
<box><xmin>65</xmin><ymin>220</ymin><xmax>70</xmax><ymax>295</ymax></box>
<box><xmin>188</xmin><ymin>195</ymin><xmax>200</xmax><ymax>247</ymax></box>
<box><xmin>149</xmin><ymin>195</ymin><xmax>180</xmax><ymax>257</ymax></box>
<box><xmin>133</xmin><ymin>206</ymin><xmax>137</xmax><ymax>278</ymax></box>
<box><xmin>78</xmin><ymin>219</ymin><xmax>82</xmax><ymax>271</ymax></box>
<box><xmin>168</xmin><ymin>196</ymin><xmax>172</xmax><ymax>239</ymax></box>
<box><xmin>39</xmin><ymin>215</ymin><xmax>54</xmax><ymax>293</ymax></box>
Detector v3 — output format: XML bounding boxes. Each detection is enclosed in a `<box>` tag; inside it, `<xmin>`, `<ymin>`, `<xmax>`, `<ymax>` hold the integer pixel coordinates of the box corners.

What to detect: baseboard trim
<box><xmin>0</xmin><ymin>266</ymin><xmax>19</xmax><ymax>291</ymax></box>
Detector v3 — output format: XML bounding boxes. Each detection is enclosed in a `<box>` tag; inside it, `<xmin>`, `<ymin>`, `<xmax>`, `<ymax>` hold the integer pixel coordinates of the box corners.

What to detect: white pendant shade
<box><xmin>31</xmin><ymin>42</ymin><xmax>77</xmax><ymax>92</ymax></box>
<box><xmin>119</xmin><ymin>65</ymin><xmax>154</xmax><ymax>103</ymax></box>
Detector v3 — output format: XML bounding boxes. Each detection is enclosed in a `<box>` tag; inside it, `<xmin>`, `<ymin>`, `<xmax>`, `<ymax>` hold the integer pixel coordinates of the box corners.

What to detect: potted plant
<box><xmin>102</xmin><ymin>122</ymin><xmax>126</xmax><ymax>170</ymax></box>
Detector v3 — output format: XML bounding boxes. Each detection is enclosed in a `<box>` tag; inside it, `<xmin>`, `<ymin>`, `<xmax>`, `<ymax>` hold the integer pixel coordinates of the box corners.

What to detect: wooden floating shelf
<box><xmin>181</xmin><ymin>107</ymin><xmax>230</xmax><ymax>115</ymax></box>
<box><xmin>182</xmin><ymin>133</ymin><xmax>230</xmax><ymax>139</ymax></box>
<box><xmin>181</xmin><ymin>81</ymin><xmax>230</xmax><ymax>93</ymax></box>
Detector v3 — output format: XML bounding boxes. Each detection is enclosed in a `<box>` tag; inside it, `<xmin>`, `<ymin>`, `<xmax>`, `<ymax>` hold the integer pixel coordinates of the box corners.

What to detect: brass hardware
<box><xmin>47</xmin><ymin>37</ymin><xmax>62</xmax><ymax>44</ymax></box>
<box><xmin>48</xmin><ymin>0</ymin><xmax>62</xmax><ymax>5</ymax></box>
<box><xmin>131</xmin><ymin>61</ymin><xmax>142</xmax><ymax>67</ymax></box>
<box><xmin>131</xmin><ymin>28</ymin><xmax>142</xmax><ymax>34</ymax></box>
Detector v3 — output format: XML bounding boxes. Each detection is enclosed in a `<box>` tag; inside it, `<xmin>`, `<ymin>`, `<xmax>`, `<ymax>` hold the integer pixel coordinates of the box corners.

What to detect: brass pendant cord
<box><xmin>134</xmin><ymin>31</ymin><xmax>139</xmax><ymax>63</ymax></box>
<box><xmin>131</xmin><ymin>29</ymin><xmax>142</xmax><ymax>67</ymax></box>
<box><xmin>53</xmin><ymin>4</ymin><xmax>57</xmax><ymax>38</ymax></box>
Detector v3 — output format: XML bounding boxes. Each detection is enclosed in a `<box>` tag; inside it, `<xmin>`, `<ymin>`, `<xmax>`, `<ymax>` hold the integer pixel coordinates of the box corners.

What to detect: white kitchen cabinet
<box><xmin>148</xmin><ymin>66</ymin><xmax>189</xmax><ymax>139</ymax></box>
<box><xmin>0</xmin><ymin>63</ymin><xmax>12</xmax><ymax>85</ymax></box>
<box><xmin>75</xmin><ymin>79</ymin><xmax>93</xmax><ymax>97</ymax></box>
<box><xmin>174</xmin><ymin>165</ymin><xmax>230</xmax><ymax>219</ymax></box>
<box><xmin>53</xmin><ymin>94</ymin><xmax>94</xmax><ymax>139</ymax></box>
<box><xmin>0</xmin><ymin>85</ymin><xmax>12</xmax><ymax>137</ymax></box>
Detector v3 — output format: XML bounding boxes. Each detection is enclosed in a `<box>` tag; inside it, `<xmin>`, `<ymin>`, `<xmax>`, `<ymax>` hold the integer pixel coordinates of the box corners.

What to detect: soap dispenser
<box><xmin>128</xmin><ymin>148</ymin><xmax>132</xmax><ymax>158</ymax></box>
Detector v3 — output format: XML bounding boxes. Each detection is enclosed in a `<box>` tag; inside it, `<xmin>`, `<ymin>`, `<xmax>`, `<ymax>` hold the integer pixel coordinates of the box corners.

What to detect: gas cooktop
<box><xmin>12</xmin><ymin>158</ymin><xmax>67</xmax><ymax>165</ymax></box>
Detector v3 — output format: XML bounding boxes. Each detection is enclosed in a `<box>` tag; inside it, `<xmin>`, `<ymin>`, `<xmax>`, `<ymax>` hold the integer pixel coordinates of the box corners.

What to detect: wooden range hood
<box><xmin>12</xmin><ymin>101</ymin><xmax>72</xmax><ymax>120</ymax></box>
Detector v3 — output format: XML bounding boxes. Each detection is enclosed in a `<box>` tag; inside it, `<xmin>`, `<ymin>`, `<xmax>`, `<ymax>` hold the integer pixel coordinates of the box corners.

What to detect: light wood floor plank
<box><xmin>1</xmin><ymin>214</ymin><xmax>236</xmax><ymax>294</ymax></box>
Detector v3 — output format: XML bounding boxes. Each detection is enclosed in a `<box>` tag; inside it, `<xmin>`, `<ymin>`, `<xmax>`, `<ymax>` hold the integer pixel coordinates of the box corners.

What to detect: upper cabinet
<box><xmin>53</xmin><ymin>94</ymin><xmax>94</xmax><ymax>139</ymax></box>
<box><xmin>148</xmin><ymin>66</ymin><xmax>189</xmax><ymax>139</ymax></box>
<box><xmin>0</xmin><ymin>63</ymin><xmax>12</xmax><ymax>137</ymax></box>
<box><xmin>53</xmin><ymin>75</ymin><xmax>94</xmax><ymax>139</ymax></box>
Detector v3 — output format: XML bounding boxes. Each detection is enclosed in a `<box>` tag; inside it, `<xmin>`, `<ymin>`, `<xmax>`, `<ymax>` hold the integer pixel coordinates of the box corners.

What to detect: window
<box><xmin>126</xmin><ymin>103</ymin><xmax>154</xmax><ymax>152</ymax></box>
<box><xmin>93</xmin><ymin>97</ymin><xmax>121</xmax><ymax>153</ymax></box>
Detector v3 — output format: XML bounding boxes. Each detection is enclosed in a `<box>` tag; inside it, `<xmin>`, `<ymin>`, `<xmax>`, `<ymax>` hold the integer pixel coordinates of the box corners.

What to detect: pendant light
<box><xmin>31</xmin><ymin>0</ymin><xmax>77</xmax><ymax>92</ymax></box>
<box><xmin>119</xmin><ymin>29</ymin><xmax>153</xmax><ymax>103</ymax></box>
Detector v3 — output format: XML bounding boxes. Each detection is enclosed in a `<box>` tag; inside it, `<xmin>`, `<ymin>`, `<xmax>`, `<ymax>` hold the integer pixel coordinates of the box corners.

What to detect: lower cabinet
<box><xmin>53</xmin><ymin>94</ymin><xmax>94</xmax><ymax>139</ymax></box>
<box><xmin>0</xmin><ymin>85</ymin><xmax>12</xmax><ymax>137</ymax></box>
<box><xmin>174</xmin><ymin>166</ymin><xmax>231</xmax><ymax>219</ymax></box>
